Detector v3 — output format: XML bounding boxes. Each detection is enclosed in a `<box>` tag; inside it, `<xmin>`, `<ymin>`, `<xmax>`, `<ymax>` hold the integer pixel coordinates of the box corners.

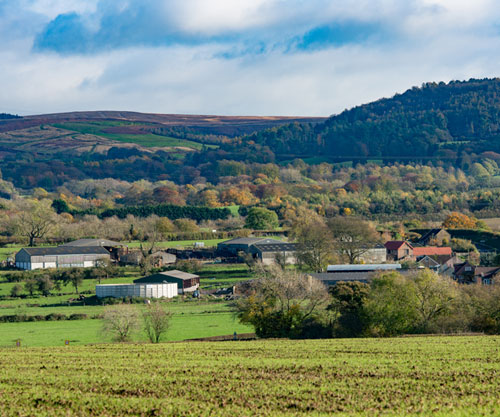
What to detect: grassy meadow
<box><xmin>1</xmin><ymin>336</ymin><xmax>499</xmax><ymax>416</ymax></box>
<box><xmin>52</xmin><ymin>121</ymin><xmax>212</xmax><ymax>150</ymax></box>
<box><xmin>0</xmin><ymin>262</ymin><xmax>253</xmax><ymax>347</ymax></box>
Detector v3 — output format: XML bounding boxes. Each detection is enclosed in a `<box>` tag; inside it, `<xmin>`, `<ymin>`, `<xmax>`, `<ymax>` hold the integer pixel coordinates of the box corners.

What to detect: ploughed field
<box><xmin>1</xmin><ymin>336</ymin><xmax>499</xmax><ymax>416</ymax></box>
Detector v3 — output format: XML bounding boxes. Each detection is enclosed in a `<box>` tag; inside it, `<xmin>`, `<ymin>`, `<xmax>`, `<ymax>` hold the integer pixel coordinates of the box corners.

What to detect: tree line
<box><xmin>237</xmin><ymin>265</ymin><xmax>500</xmax><ymax>339</ymax></box>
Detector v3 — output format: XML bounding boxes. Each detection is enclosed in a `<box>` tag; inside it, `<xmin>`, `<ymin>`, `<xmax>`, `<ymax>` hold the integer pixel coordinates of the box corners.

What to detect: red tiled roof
<box><xmin>384</xmin><ymin>241</ymin><xmax>412</xmax><ymax>250</ymax></box>
<box><xmin>413</xmin><ymin>247</ymin><xmax>452</xmax><ymax>257</ymax></box>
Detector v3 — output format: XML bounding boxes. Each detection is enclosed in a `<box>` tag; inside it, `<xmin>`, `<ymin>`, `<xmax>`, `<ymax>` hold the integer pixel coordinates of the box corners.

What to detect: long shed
<box><xmin>96</xmin><ymin>283</ymin><xmax>177</xmax><ymax>299</ymax></box>
<box><xmin>15</xmin><ymin>247</ymin><xmax>110</xmax><ymax>270</ymax></box>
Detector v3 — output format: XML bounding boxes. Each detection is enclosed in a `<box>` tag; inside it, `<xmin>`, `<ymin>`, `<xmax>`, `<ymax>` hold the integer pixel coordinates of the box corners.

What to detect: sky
<box><xmin>1</xmin><ymin>0</ymin><xmax>500</xmax><ymax>116</ymax></box>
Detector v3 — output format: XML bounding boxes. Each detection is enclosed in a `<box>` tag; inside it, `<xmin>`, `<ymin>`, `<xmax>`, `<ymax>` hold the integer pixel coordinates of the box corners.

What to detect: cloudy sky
<box><xmin>1</xmin><ymin>0</ymin><xmax>500</xmax><ymax>116</ymax></box>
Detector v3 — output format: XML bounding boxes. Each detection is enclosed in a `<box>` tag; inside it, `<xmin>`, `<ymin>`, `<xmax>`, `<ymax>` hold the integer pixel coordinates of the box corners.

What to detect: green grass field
<box><xmin>0</xmin><ymin>263</ymin><xmax>253</xmax><ymax>347</ymax></box>
<box><xmin>1</xmin><ymin>335</ymin><xmax>499</xmax><ymax>416</ymax></box>
<box><xmin>52</xmin><ymin>121</ymin><xmax>214</xmax><ymax>150</ymax></box>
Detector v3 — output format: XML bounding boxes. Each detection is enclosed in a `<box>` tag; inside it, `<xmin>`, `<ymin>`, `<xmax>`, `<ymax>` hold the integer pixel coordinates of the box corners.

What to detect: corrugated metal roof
<box><xmin>20</xmin><ymin>246</ymin><xmax>110</xmax><ymax>256</ymax></box>
<box><xmin>327</xmin><ymin>264</ymin><xmax>401</xmax><ymax>272</ymax></box>
<box><xmin>61</xmin><ymin>239</ymin><xmax>126</xmax><ymax>247</ymax></box>
<box><xmin>218</xmin><ymin>237</ymin><xmax>280</xmax><ymax>246</ymax></box>
<box><xmin>310</xmin><ymin>269</ymin><xmax>413</xmax><ymax>283</ymax></box>
<box><xmin>135</xmin><ymin>269</ymin><xmax>200</xmax><ymax>283</ymax></box>
<box><xmin>253</xmin><ymin>243</ymin><xmax>300</xmax><ymax>252</ymax></box>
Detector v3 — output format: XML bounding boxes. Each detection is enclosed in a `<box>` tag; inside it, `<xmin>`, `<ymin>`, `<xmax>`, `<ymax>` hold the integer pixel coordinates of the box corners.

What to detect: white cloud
<box><xmin>2</xmin><ymin>1</ymin><xmax>500</xmax><ymax>116</ymax></box>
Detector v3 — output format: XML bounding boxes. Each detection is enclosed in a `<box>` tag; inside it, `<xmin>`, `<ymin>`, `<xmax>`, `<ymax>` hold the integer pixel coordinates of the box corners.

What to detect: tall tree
<box><xmin>327</xmin><ymin>217</ymin><xmax>381</xmax><ymax>264</ymax></box>
<box><xmin>142</xmin><ymin>303</ymin><xmax>172</xmax><ymax>343</ymax></box>
<box><xmin>14</xmin><ymin>199</ymin><xmax>58</xmax><ymax>246</ymax></box>
<box><xmin>290</xmin><ymin>210</ymin><xmax>335</xmax><ymax>272</ymax></box>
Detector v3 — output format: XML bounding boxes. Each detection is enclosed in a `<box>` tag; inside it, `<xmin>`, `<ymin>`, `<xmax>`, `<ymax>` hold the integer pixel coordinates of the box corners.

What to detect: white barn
<box><xmin>15</xmin><ymin>246</ymin><xmax>110</xmax><ymax>270</ymax></box>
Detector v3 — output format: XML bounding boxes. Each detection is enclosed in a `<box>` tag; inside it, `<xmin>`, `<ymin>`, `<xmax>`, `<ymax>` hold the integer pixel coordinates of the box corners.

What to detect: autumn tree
<box><xmin>327</xmin><ymin>217</ymin><xmax>381</xmax><ymax>264</ymax></box>
<box><xmin>442</xmin><ymin>212</ymin><xmax>478</xmax><ymax>229</ymax></box>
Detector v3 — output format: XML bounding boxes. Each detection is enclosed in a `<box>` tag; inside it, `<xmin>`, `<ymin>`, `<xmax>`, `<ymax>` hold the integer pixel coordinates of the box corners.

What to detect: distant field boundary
<box><xmin>184</xmin><ymin>333</ymin><xmax>256</xmax><ymax>342</ymax></box>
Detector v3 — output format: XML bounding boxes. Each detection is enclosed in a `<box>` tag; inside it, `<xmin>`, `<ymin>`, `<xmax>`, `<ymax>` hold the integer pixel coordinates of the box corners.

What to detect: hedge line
<box><xmin>0</xmin><ymin>313</ymin><xmax>90</xmax><ymax>323</ymax></box>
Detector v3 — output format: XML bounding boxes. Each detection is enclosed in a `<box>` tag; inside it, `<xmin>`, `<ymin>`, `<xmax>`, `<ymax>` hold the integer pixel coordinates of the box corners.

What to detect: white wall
<box><xmin>96</xmin><ymin>283</ymin><xmax>178</xmax><ymax>299</ymax></box>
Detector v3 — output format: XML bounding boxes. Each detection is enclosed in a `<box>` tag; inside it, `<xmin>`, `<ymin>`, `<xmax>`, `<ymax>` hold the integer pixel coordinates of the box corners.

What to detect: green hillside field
<box><xmin>52</xmin><ymin>121</ymin><xmax>212</xmax><ymax>149</ymax></box>
<box><xmin>1</xmin><ymin>336</ymin><xmax>499</xmax><ymax>416</ymax></box>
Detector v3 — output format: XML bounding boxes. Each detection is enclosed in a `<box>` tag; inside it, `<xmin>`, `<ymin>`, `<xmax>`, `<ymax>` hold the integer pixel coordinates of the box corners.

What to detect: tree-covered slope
<box><xmin>240</xmin><ymin>78</ymin><xmax>500</xmax><ymax>160</ymax></box>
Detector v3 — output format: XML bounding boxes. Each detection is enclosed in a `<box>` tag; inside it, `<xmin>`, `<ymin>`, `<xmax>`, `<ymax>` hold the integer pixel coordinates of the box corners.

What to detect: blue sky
<box><xmin>1</xmin><ymin>0</ymin><xmax>500</xmax><ymax>116</ymax></box>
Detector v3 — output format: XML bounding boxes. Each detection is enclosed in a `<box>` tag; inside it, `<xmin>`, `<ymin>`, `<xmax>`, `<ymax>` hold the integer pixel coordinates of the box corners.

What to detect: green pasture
<box><xmin>0</xmin><ymin>310</ymin><xmax>249</xmax><ymax>347</ymax></box>
<box><xmin>52</xmin><ymin>121</ymin><xmax>212</xmax><ymax>150</ymax></box>
<box><xmin>1</xmin><ymin>336</ymin><xmax>500</xmax><ymax>415</ymax></box>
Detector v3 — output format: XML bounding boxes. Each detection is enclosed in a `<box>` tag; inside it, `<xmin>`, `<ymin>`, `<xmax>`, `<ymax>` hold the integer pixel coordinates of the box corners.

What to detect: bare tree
<box><xmin>139</xmin><ymin>216</ymin><xmax>163</xmax><ymax>274</ymax></box>
<box><xmin>101</xmin><ymin>304</ymin><xmax>141</xmax><ymax>342</ymax></box>
<box><xmin>14</xmin><ymin>199</ymin><xmax>58</xmax><ymax>246</ymax></box>
<box><xmin>327</xmin><ymin>217</ymin><xmax>381</xmax><ymax>264</ymax></box>
<box><xmin>290</xmin><ymin>210</ymin><xmax>335</xmax><ymax>272</ymax></box>
<box><xmin>142</xmin><ymin>303</ymin><xmax>172</xmax><ymax>343</ymax></box>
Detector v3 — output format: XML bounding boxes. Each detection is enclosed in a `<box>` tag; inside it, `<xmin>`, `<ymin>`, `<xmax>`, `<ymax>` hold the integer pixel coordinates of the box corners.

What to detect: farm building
<box><xmin>417</xmin><ymin>229</ymin><xmax>451</xmax><ymax>246</ymax></box>
<box><xmin>217</xmin><ymin>237</ymin><xmax>284</xmax><ymax>255</ymax></box>
<box><xmin>134</xmin><ymin>270</ymin><xmax>200</xmax><ymax>294</ymax></box>
<box><xmin>61</xmin><ymin>238</ymin><xmax>128</xmax><ymax>261</ymax></box>
<box><xmin>15</xmin><ymin>247</ymin><xmax>110</xmax><ymax>270</ymax></box>
<box><xmin>327</xmin><ymin>264</ymin><xmax>401</xmax><ymax>273</ymax></box>
<box><xmin>120</xmin><ymin>250</ymin><xmax>176</xmax><ymax>267</ymax></box>
<box><xmin>310</xmin><ymin>265</ymin><xmax>409</xmax><ymax>286</ymax></box>
<box><xmin>250</xmin><ymin>242</ymin><xmax>300</xmax><ymax>265</ymax></box>
<box><xmin>357</xmin><ymin>244</ymin><xmax>387</xmax><ymax>263</ymax></box>
<box><xmin>385</xmin><ymin>241</ymin><xmax>414</xmax><ymax>261</ymax></box>
<box><xmin>96</xmin><ymin>283</ymin><xmax>177</xmax><ymax>299</ymax></box>
<box><xmin>217</xmin><ymin>237</ymin><xmax>300</xmax><ymax>265</ymax></box>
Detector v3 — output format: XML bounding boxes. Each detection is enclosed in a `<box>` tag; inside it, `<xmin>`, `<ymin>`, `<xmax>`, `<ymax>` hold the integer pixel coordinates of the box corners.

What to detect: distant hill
<box><xmin>239</xmin><ymin>78</ymin><xmax>500</xmax><ymax>162</ymax></box>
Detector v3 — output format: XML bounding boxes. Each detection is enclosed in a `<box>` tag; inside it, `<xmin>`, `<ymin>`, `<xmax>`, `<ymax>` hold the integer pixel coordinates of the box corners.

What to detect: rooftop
<box><xmin>384</xmin><ymin>241</ymin><xmax>413</xmax><ymax>250</ymax></box>
<box><xmin>218</xmin><ymin>237</ymin><xmax>281</xmax><ymax>246</ymax></box>
<box><xmin>327</xmin><ymin>264</ymin><xmax>401</xmax><ymax>272</ymax></box>
<box><xmin>253</xmin><ymin>243</ymin><xmax>300</xmax><ymax>252</ymax></box>
<box><xmin>19</xmin><ymin>246</ymin><xmax>110</xmax><ymax>256</ymax></box>
<box><xmin>61</xmin><ymin>239</ymin><xmax>126</xmax><ymax>247</ymax></box>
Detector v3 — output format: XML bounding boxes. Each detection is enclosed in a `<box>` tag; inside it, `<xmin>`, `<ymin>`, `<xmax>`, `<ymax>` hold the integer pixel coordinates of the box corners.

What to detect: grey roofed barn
<box><xmin>252</xmin><ymin>243</ymin><xmax>301</xmax><ymax>252</ymax></box>
<box><xmin>134</xmin><ymin>270</ymin><xmax>200</xmax><ymax>294</ymax></box>
<box><xmin>310</xmin><ymin>269</ymin><xmax>413</xmax><ymax>286</ymax></box>
<box><xmin>61</xmin><ymin>239</ymin><xmax>127</xmax><ymax>247</ymax></box>
<box><xmin>15</xmin><ymin>246</ymin><xmax>110</xmax><ymax>270</ymax></box>
<box><xmin>19</xmin><ymin>246</ymin><xmax>110</xmax><ymax>256</ymax></box>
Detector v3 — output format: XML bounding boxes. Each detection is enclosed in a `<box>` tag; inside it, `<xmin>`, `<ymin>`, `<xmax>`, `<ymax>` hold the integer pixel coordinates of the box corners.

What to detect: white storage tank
<box><xmin>96</xmin><ymin>283</ymin><xmax>178</xmax><ymax>299</ymax></box>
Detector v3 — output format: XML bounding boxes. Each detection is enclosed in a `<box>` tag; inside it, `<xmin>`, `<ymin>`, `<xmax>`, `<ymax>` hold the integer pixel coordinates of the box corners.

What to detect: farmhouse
<box><xmin>453</xmin><ymin>262</ymin><xmax>500</xmax><ymax>285</ymax></box>
<box><xmin>417</xmin><ymin>229</ymin><xmax>451</xmax><ymax>246</ymax></box>
<box><xmin>15</xmin><ymin>246</ymin><xmax>110</xmax><ymax>270</ymax></box>
<box><xmin>134</xmin><ymin>270</ymin><xmax>200</xmax><ymax>294</ymax></box>
<box><xmin>96</xmin><ymin>282</ymin><xmax>177</xmax><ymax>299</ymax></box>
<box><xmin>385</xmin><ymin>241</ymin><xmax>414</xmax><ymax>261</ymax></box>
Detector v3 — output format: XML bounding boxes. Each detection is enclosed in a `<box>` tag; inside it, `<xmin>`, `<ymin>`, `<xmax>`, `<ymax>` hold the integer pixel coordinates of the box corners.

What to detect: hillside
<box><xmin>3</xmin><ymin>79</ymin><xmax>500</xmax><ymax>189</ymax></box>
<box><xmin>239</xmin><ymin>78</ymin><xmax>500</xmax><ymax>162</ymax></box>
